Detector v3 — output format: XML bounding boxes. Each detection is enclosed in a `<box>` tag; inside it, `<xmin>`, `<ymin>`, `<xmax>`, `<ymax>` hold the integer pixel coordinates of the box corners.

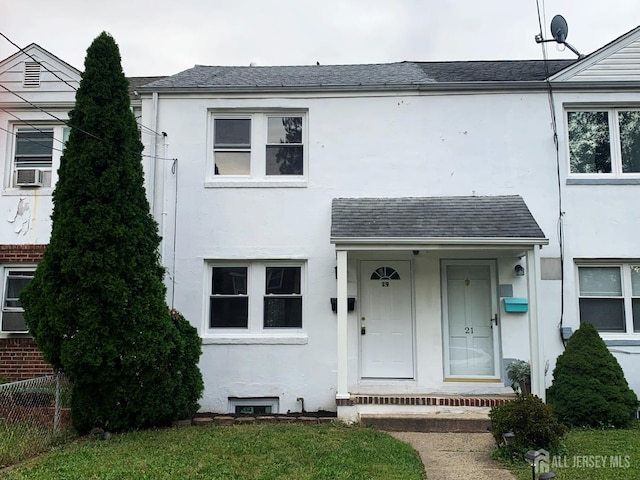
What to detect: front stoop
<box><xmin>350</xmin><ymin>394</ymin><xmax>515</xmax><ymax>433</ymax></box>
<box><xmin>361</xmin><ymin>413</ymin><xmax>491</xmax><ymax>433</ymax></box>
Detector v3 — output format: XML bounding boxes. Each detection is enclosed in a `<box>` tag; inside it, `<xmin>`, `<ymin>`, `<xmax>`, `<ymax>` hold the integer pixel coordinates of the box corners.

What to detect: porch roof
<box><xmin>330</xmin><ymin>195</ymin><xmax>547</xmax><ymax>247</ymax></box>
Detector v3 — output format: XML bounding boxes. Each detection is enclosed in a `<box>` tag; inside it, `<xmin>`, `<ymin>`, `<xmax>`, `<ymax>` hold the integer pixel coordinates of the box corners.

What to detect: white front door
<box><xmin>442</xmin><ymin>261</ymin><xmax>500</xmax><ymax>379</ymax></box>
<box><xmin>360</xmin><ymin>260</ymin><xmax>414</xmax><ymax>378</ymax></box>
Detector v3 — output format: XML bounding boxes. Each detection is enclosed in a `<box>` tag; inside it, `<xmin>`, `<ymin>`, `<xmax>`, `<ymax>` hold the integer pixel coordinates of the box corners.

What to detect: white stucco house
<box><xmin>2</xmin><ymin>26</ymin><xmax>640</xmax><ymax>421</ymax></box>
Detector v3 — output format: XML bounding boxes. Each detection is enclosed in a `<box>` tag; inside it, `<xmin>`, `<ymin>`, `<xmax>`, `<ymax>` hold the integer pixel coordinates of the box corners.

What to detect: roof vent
<box><xmin>23</xmin><ymin>62</ymin><xmax>41</xmax><ymax>87</ymax></box>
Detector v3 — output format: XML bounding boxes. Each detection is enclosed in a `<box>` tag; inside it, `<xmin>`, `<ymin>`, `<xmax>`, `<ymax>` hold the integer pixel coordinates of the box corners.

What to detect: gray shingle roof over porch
<box><xmin>330</xmin><ymin>195</ymin><xmax>546</xmax><ymax>242</ymax></box>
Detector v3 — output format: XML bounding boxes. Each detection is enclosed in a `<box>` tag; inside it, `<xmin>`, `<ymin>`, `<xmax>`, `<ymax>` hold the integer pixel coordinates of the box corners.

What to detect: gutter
<box><xmin>331</xmin><ymin>236</ymin><xmax>549</xmax><ymax>247</ymax></box>
<box><xmin>135</xmin><ymin>80</ymin><xmax>640</xmax><ymax>96</ymax></box>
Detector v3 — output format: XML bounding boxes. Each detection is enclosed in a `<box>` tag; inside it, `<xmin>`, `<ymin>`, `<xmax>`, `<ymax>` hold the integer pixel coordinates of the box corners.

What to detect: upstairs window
<box><xmin>214</xmin><ymin>118</ymin><xmax>251</xmax><ymax>175</ymax></box>
<box><xmin>10</xmin><ymin>125</ymin><xmax>69</xmax><ymax>189</ymax></box>
<box><xmin>567</xmin><ymin>109</ymin><xmax>640</xmax><ymax>176</ymax></box>
<box><xmin>266</xmin><ymin>116</ymin><xmax>303</xmax><ymax>175</ymax></box>
<box><xmin>208</xmin><ymin>112</ymin><xmax>306</xmax><ymax>185</ymax></box>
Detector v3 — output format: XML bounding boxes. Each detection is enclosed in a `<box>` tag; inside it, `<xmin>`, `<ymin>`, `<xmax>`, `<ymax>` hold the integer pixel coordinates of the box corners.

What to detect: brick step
<box><xmin>361</xmin><ymin>413</ymin><xmax>491</xmax><ymax>433</ymax></box>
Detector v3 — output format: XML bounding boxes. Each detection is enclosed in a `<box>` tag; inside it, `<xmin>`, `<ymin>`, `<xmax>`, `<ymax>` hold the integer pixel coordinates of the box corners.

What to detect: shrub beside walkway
<box><xmin>390</xmin><ymin>432</ymin><xmax>515</xmax><ymax>480</ymax></box>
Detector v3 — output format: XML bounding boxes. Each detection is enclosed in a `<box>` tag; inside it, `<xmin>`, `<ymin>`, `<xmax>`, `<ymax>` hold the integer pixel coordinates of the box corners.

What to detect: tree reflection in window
<box><xmin>370</xmin><ymin>266</ymin><xmax>400</xmax><ymax>280</ymax></box>
<box><xmin>266</xmin><ymin>116</ymin><xmax>303</xmax><ymax>175</ymax></box>
<box><xmin>619</xmin><ymin>111</ymin><xmax>640</xmax><ymax>173</ymax></box>
<box><xmin>568</xmin><ymin>111</ymin><xmax>611</xmax><ymax>173</ymax></box>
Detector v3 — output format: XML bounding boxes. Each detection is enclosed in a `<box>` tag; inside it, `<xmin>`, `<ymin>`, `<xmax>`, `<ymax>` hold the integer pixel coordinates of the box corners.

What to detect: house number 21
<box><xmin>465</xmin><ymin>327</ymin><xmax>474</xmax><ymax>334</ymax></box>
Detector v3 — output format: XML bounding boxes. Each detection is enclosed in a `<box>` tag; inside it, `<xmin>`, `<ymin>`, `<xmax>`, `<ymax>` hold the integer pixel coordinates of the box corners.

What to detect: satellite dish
<box><xmin>550</xmin><ymin>14</ymin><xmax>568</xmax><ymax>43</ymax></box>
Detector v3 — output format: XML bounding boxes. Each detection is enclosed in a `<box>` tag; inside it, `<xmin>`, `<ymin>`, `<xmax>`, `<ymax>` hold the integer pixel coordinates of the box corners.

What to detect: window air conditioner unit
<box><xmin>15</xmin><ymin>169</ymin><xmax>43</xmax><ymax>187</ymax></box>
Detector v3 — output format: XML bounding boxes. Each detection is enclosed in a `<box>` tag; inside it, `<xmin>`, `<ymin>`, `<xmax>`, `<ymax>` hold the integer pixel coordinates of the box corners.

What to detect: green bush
<box><xmin>547</xmin><ymin>322</ymin><xmax>638</xmax><ymax>428</ymax></box>
<box><xmin>489</xmin><ymin>395</ymin><xmax>566</xmax><ymax>453</ymax></box>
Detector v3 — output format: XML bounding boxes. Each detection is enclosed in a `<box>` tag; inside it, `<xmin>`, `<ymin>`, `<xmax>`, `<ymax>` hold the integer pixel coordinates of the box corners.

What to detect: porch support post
<box><xmin>526</xmin><ymin>245</ymin><xmax>545</xmax><ymax>401</ymax></box>
<box><xmin>336</xmin><ymin>249</ymin><xmax>349</xmax><ymax>402</ymax></box>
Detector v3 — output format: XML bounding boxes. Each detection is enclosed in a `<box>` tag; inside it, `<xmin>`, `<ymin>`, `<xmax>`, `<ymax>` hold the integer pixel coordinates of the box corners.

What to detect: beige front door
<box><xmin>442</xmin><ymin>260</ymin><xmax>500</xmax><ymax>379</ymax></box>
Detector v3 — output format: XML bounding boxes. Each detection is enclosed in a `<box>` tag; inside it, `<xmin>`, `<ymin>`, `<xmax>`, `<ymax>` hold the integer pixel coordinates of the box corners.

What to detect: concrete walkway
<box><xmin>390</xmin><ymin>432</ymin><xmax>516</xmax><ymax>480</ymax></box>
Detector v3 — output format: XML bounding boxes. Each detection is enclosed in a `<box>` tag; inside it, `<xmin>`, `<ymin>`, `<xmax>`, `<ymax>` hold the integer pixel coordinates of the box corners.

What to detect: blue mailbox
<box><xmin>503</xmin><ymin>297</ymin><xmax>528</xmax><ymax>313</ymax></box>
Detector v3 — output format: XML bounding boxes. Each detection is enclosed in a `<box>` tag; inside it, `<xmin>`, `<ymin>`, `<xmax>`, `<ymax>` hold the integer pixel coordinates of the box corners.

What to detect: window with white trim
<box><xmin>209</xmin><ymin>262</ymin><xmax>304</xmax><ymax>331</ymax></box>
<box><xmin>567</xmin><ymin>109</ymin><xmax>640</xmax><ymax>176</ymax></box>
<box><xmin>10</xmin><ymin>125</ymin><xmax>69</xmax><ymax>189</ymax></box>
<box><xmin>577</xmin><ymin>264</ymin><xmax>640</xmax><ymax>334</ymax></box>
<box><xmin>208</xmin><ymin>112</ymin><xmax>306</xmax><ymax>183</ymax></box>
<box><xmin>1</xmin><ymin>267</ymin><xmax>35</xmax><ymax>333</ymax></box>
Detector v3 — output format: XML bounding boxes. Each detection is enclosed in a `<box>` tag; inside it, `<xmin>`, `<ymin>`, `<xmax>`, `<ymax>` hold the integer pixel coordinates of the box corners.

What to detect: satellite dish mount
<box><xmin>535</xmin><ymin>14</ymin><xmax>584</xmax><ymax>59</ymax></box>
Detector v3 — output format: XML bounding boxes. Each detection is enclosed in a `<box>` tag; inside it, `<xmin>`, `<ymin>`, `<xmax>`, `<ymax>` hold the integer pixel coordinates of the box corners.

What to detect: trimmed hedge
<box><xmin>547</xmin><ymin>322</ymin><xmax>638</xmax><ymax>428</ymax></box>
<box><xmin>489</xmin><ymin>394</ymin><xmax>566</xmax><ymax>453</ymax></box>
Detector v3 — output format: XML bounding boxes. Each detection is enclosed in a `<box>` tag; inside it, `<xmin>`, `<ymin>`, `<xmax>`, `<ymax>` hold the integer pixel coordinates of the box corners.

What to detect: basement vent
<box><xmin>23</xmin><ymin>62</ymin><xmax>41</xmax><ymax>87</ymax></box>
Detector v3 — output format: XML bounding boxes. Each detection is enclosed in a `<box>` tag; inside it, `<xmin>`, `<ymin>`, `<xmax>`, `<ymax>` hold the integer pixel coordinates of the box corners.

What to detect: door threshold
<box><xmin>444</xmin><ymin>377</ymin><xmax>501</xmax><ymax>383</ymax></box>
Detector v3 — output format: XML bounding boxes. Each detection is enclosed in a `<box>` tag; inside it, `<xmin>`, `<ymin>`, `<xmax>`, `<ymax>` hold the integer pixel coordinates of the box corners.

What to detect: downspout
<box><xmin>149</xmin><ymin>91</ymin><xmax>159</xmax><ymax>216</ymax></box>
<box><xmin>159</xmin><ymin>132</ymin><xmax>168</xmax><ymax>263</ymax></box>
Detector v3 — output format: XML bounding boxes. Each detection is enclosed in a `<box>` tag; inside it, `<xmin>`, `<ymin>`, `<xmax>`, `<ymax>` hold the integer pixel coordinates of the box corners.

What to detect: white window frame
<box><xmin>204</xmin><ymin>260</ymin><xmax>307</xmax><ymax>344</ymax></box>
<box><xmin>1</xmin><ymin>266</ymin><xmax>36</xmax><ymax>334</ymax></box>
<box><xmin>566</xmin><ymin>107</ymin><xmax>640</xmax><ymax>179</ymax></box>
<box><xmin>576</xmin><ymin>262</ymin><xmax>640</xmax><ymax>337</ymax></box>
<box><xmin>205</xmin><ymin>110</ymin><xmax>308</xmax><ymax>188</ymax></box>
<box><xmin>5</xmin><ymin>123</ymin><xmax>69</xmax><ymax>193</ymax></box>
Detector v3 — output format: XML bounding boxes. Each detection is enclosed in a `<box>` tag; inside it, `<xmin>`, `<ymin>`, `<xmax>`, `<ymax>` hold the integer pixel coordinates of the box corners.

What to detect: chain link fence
<box><xmin>0</xmin><ymin>373</ymin><xmax>73</xmax><ymax>468</ymax></box>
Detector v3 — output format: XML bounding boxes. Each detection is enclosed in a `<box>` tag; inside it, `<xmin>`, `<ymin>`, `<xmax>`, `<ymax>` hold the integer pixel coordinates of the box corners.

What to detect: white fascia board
<box><xmin>331</xmin><ymin>236</ymin><xmax>549</xmax><ymax>250</ymax></box>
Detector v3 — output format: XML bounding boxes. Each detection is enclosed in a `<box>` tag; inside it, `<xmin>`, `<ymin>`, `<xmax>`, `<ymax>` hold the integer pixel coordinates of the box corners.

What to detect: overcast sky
<box><xmin>1</xmin><ymin>0</ymin><xmax>639</xmax><ymax>77</ymax></box>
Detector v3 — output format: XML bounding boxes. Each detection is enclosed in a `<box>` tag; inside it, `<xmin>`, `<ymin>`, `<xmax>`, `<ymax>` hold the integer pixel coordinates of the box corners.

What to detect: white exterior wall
<box><xmin>0</xmin><ymin>49</ymin><xmax>78</xmax><ymax>246</ymax></box>
<box><xmin>144</xmin><ymin>89</ymin><xmax>573</xmax><ymax>413</ymax></box>
<box><xmin>548</xmin><ymin>89</ymin><xmax>640</xmax><ymax>395</ymax></box>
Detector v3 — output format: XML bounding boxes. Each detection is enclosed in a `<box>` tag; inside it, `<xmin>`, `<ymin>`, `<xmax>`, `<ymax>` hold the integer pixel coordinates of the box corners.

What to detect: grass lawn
<box><xmin>0</xmin><ymin>422</ymin><xmax>425</xmax><ymax>480</ymax></box>
<box><xmin>506</xmin><ymin>422</ymin><xmax>640</xmax><ymax>480</ymax></box>
<box><xmin>0</xmin><ymin>420</ymin><xmax>74</xmax><ymax>470</ymax></box>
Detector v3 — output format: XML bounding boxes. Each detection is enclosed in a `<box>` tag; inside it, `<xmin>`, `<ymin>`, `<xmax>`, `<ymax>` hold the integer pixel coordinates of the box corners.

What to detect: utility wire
<box><xmin>0</xmin><ymin>83</ymin><xmax>104</xmax><ymax>143</ymax></box>
<box><xmin>0</xmin><ymin>32</ymin><xmax>166</xmax><ymax>138</ymax></box>
<box><xmin>0</xmin><ymin>125</ymin><xmax>65</xmax><ymax>154</ymax></box>
<box><xmin>536</xmin><ymin>0</ymin><xmax>566</xmax><ymax>347</ymax></box>
<box><xmin>2</xmin><ymin>103</ymin><xmax>174</xmax><ymax>161</ymax></box>
<box><xmin>0</xmin><ymin>31</ymin><xmax>80</xmax><ymax>92</ymax></box>
<box><xmin>0</xmin><ymin>107</ymin><xmax>68</xmax><ymax>147</ymax></box>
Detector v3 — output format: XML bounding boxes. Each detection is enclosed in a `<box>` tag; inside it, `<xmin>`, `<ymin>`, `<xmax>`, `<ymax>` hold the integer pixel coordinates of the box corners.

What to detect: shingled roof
<box><xmin>331</xmin><ymin>196</ymin><xmax>546</xmax><ymax>241</ymax></box>
<box><xmin>138</xmin><ymin>59</ymin><xmax>578</xmax><ymax>92</ymax></box>
<box><xmin>414</xmin><ymin>59</ymin><xmax>576</xmax><ymax>82</ymax></box>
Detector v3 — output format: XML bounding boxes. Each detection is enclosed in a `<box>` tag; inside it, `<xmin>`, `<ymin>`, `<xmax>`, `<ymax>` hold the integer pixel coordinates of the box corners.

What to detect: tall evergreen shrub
<box><xmin>21</xmin><ymin>32</ymin><xmax>202</xmax><ymax>433</ymax></box>
<box><xmin>547</xmin><ymin>322</ymin><xmax>637</xmax><ymax>428</ymax></box>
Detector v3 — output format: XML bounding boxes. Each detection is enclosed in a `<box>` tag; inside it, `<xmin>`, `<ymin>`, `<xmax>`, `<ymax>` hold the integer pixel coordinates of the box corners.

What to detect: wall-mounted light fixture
<box><xmin>514</xmin><ymin>264</ymin><xmax>525</xmax><ymax>277</ymax></box>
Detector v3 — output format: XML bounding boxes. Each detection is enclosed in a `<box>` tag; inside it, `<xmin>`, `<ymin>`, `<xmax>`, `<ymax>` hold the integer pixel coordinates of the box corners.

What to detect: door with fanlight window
<box><xmin>360</xmin><ymin>261</ymin><xmax>414</xmax><ymax>378</ymax></box>
<box><xmin>442</xmin><ymin>261</ymin><xmax>500</xmax><ymax>379</ymax></box>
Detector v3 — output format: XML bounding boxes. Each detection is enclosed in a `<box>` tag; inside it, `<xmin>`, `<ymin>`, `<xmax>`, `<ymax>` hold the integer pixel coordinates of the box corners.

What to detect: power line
<box><xmin>0</xmin><ymin>124</ymin><xmax>65</xmax><ymax>154</ymax></box>
<box><xmin>0</xmin><ymin>32</ymin><xmax>166</xmax><ymax>139</ymax></box>
<box><xmin>0</xmin><ymin>31</ymin><xmax>80</xmax><ymax>92</ymax></box>
<box><xmin>0</xmin><ymin>107</ymin><xmax>68</xmax><ymax>147</ymax></box>
<box><xmin>0</xmin><ymin>83</ymin><xmax>104</xmax><ymax>143</ymax></box>
<box><xmin>2</xmin><ymin>105</ymin><xmax>173</xmax><ymax>163</ymax></box>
